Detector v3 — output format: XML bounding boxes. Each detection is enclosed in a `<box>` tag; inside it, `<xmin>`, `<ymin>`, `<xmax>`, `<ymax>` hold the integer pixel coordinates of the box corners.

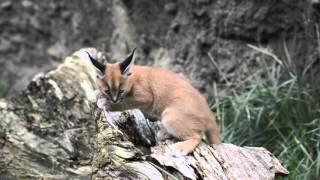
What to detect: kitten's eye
<box><xmin>104</xmin><ymin>89</ymin><xmax>111</xmax><ymax>95</ymax></box>
<box><xmin>119</xmin><ymin>89</ymin><xmax>125</xmax><ymax>94</ymax></box>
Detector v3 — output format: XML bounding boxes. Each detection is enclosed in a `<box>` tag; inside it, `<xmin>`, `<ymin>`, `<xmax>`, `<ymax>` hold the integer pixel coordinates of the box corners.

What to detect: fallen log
<box><xmin>0</xmin><ymin>48</ymin><xmax>289</xmax><ymax>180</ymax></box>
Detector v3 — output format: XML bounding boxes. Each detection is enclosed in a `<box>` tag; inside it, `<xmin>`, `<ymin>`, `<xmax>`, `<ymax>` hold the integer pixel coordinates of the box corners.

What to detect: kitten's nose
<box><xmin>112</xmin><ymin>96</ymin><xmax>117</xmax><ymax>103</ymax></box>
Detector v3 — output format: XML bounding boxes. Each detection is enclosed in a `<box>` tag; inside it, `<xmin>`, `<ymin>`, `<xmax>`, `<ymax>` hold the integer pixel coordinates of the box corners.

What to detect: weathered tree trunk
<box><xmin>0</xmin><ymin>48</ymin><xmax>288</xmax><ymax>179</ymax></box>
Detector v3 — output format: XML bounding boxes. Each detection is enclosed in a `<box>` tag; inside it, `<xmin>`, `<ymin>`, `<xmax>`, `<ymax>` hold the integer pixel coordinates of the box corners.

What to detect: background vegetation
<box><xmin>211</xmin><ymin>49</ymin><xmax>320</xmax><ymax>179</ymax></box>
<box><xmin>0</xmin><ymin>80</ymin><xmax>8</xmax><ymax>98</ymax></box>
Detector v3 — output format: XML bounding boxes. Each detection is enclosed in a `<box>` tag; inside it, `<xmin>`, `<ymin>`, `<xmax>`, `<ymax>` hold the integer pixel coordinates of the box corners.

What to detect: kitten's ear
<box><xmin>85</xmin><ymin>51</ymin><xmax>106</xmax><ymax>76</ymax></box>
<box><xmin>120</xmin><ymin>48</ymin><xmax>136</xmax><ymax>76</ymax></box>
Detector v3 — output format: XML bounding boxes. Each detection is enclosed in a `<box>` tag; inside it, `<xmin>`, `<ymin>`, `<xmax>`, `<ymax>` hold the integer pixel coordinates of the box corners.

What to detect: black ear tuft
<box><xmin>120</xmin><ymin>48</ymin><xmax>136</xmax><ymax>75</ymax></box>
<box><xmin>85</xmin><ymin>51</ymin><xmax>105</xmax><ymax>74</ymax></box>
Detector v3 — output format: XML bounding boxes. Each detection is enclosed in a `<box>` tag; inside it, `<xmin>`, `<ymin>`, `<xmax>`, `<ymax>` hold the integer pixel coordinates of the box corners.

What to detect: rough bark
<box><xmin>0</xmin><ymin>50</ymin><xmax>98</xmax><ymax>179</ymax></box>
<box><xmin>0</xmin><ymin>49</ymin><xmax>288</xmax><ymax>179</ymax></box>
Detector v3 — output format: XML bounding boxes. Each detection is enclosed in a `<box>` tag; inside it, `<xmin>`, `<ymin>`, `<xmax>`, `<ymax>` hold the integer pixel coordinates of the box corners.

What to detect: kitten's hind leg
<box><xmin>161</xmin><ymin>108</ymin><xmax>203</xmax><ymax>155</ymax></box>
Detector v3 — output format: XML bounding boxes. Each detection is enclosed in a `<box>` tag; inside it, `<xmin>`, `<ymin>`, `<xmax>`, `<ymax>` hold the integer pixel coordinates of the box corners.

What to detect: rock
<box><xmin>0</xmin><ymin>1</ymin><xmax>12</xmax><ymax>10</ymax></box>
<box><xmin>22</xmin><ymin>0</ymin><xmax>33</xmax><ymax>8</ymax></box>
<box><xmin>165</xmin><ymin>3</ymin><xmax>178</xmax><ymax>14</ymax></box>
<box><xmin>1</xmin><ymin>0</ymin><xmax>319</xmax><ymax>99</ymax></box>
<box><xmin>0</xmin><ymin>39</ymin><xmax>11</xmax><ymax>52</ymax></box>
<box><xmin>47</xmin><ymin>42</ymin><xmax>67</xmax><ymax>59</ymax></box>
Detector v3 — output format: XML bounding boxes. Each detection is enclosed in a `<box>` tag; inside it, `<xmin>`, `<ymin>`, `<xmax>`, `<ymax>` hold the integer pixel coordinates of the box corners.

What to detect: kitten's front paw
<box><xmin>97</xmin><ymin>97</ymin><xmax>108</xmax><ymax>110</ymax></box>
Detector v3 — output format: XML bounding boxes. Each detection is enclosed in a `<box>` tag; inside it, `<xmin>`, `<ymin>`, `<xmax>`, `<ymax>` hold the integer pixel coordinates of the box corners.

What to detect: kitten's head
<box><xmin>87</xmin><ymin>49</ymin><xmax>136</xmax><ymax>103</ymax></box>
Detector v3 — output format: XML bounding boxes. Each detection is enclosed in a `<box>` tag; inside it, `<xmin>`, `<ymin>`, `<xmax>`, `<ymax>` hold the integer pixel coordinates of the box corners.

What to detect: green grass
<box><xmin>0</xmin><ymin>79</ymin><xmax>9</xmax><ymax>98</ymax></box>
<box><xmin>211</xmin><ymin>58</ymin><xmax>320</xmax><ymax>179</ymax></box>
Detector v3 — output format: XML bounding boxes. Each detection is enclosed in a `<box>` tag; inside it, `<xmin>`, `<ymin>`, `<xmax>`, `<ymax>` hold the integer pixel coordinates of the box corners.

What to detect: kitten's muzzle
<box><xmin>111</xmin><ymin>97</ymin><xmax>118</xmax><ymax>103</ymax></box>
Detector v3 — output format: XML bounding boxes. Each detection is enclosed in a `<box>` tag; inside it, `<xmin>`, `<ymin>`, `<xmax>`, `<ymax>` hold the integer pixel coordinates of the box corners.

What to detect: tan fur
<box><xmin>97</xmin><ymin>63</ymin><xmax>221</xmax><ymax>155</ymax></box>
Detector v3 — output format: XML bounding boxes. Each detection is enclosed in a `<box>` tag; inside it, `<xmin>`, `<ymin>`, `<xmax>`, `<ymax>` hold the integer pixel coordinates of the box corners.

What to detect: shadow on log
<box><xmin>0</xmin><ymin>49</ymin><xmax>289</xmax><ymax>179</ymax></box>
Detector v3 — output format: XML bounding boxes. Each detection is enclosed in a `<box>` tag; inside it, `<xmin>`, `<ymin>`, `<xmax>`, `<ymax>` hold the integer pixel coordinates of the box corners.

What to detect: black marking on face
<box><xmin>102</xmin><ymin>81</ymin><xmax>126</xmax><ymax>103</ymax></box>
